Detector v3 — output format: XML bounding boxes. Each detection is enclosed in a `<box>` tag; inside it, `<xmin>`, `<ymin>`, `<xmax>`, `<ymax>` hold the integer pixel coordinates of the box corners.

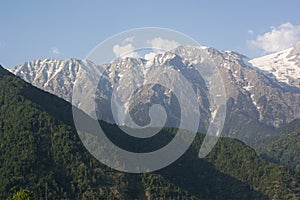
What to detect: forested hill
<box><xmin>261</xmin><ymin>119</ymin><xmax>300</xmax><ymax>173</ymax></box>
<box><xmin>0</xmin><ymin>66</ymin><xmax>299</xmax><ymax>199</ymax></box>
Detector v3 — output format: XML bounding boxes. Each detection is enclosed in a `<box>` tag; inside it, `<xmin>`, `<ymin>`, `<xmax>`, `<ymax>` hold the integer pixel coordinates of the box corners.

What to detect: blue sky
<box><xmin>1</xmin><ymin>0</ymin><xmax>300</xmax><ymax>68</ymax></box>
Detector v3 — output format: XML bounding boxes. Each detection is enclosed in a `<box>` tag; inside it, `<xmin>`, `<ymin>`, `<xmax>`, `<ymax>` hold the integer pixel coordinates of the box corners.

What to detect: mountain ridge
<box><xmin>9</xmin><ymin>45</ymin><xmax>300</xmax><ymax>148</ymax></box>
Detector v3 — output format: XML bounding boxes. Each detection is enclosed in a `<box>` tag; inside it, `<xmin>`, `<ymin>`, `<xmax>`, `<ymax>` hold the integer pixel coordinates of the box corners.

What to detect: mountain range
<box><xmin>1</xmin><ymin>65</ymin><xmax>299</xmax><ymax>199</ymax></box>
<box><xmin>9</xmin><ymin>43</ymin><xmax>300</xmax><ymax>148</ymax></box>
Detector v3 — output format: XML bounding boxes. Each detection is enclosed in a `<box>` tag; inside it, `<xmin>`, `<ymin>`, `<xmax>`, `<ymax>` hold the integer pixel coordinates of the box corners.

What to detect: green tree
<box><xmin>7</xmin><ymin>189</ymin><xmax>33</xmax><ymax>200</ymax></box>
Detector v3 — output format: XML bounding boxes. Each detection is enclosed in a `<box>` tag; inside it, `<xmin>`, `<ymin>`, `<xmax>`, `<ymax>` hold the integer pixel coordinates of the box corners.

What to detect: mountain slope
<box><xmin>9</xmin><ymin>58</ymin><xmax>102</xmax><ymax>103</ymax></box>
<box><xmin>9</xmin><ymin>46</ymin><xmax>300</xmax><ymax>147</ymax></box>
<box><xmin>249</xmin><ymin>42</ymin><xmax>300</xmax><ymax>89</ymax></box>
<box><xmin>261</xmin><ymin>119</ymin><xmax>300</xmax><ymax>173</ymax></box>
<box><xmin>1</xmin><ymin>65</ymin><xmax>300</xmax><ymax>199</ymax></box>
<box><xmin>0</xmin><ymin>66</ymin><xmax>133</xmax><ymax>199</ymax></box>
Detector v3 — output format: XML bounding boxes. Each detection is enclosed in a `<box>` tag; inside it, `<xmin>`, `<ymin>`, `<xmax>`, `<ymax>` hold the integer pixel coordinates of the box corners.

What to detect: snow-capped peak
<box><xmin>249</xmin><ymin>42</ymin><xmax>300</xmax><ymax>88</ymax></box>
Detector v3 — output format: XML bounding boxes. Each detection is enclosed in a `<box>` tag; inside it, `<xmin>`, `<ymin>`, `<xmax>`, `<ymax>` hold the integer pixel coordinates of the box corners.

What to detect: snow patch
<box><xmin>249</xmin><ymin>47</ymin><xmax>300</xmax><ymax>88</ymax></box>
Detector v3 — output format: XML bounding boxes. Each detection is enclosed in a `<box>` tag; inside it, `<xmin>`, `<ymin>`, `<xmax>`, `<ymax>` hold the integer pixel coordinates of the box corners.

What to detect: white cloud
<box><xmin>51</xmin><ymin>47</ymin><xmax>63</xmax><ymax>55</ymax></box>
<box><xmin>147</xmin><ymin>37</ymin><xmax>180</xmax><ymax>52</ymax></box>
<box><xmin>249</xmin><ymin>22</ymin><xmax>300</xmax><ymax>53</ymax></box>
<box><xmin>112</xmin><ymin>37</ymin><xmax>180</xmax><ymax>60</ymax></box>
<box><xmin>123</xmin><ymin>36</ymin><xmax>135</xmax><ymax>43</ymax></box>
<box><xmin>112</xmin><ymin>43</ymin><xmax>139</xmax><ymax>59</ymax></box>
<box><xmin>247</xmin><ymin>29</ymin><xmax>254</xmax><ymax>35</ymax></box>
<box><xmin>112</xmin><ymin>36</ymin><xmax>140</xmax><ymax>59</ymax></box>
<box><xmin>144</xmin><ymin>37</ymin><xmax>180</xmax><ymax>60</ymax></box>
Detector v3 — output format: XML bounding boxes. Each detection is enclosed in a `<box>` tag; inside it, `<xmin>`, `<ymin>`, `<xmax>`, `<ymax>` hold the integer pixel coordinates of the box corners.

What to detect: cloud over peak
<box><xmin>51</xmin><ymin>47</ymin><xmax>64</xmax><ymax>55</ymax></box>
<box><xmin>249</xmin><ymin>22</ymin><xmax>300</xmax><ymax>53</ymax></box>
<box><xmin>112</xmin><ymin>43</ymin><xmax>139</xmax><ymax>59</ymax></box>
